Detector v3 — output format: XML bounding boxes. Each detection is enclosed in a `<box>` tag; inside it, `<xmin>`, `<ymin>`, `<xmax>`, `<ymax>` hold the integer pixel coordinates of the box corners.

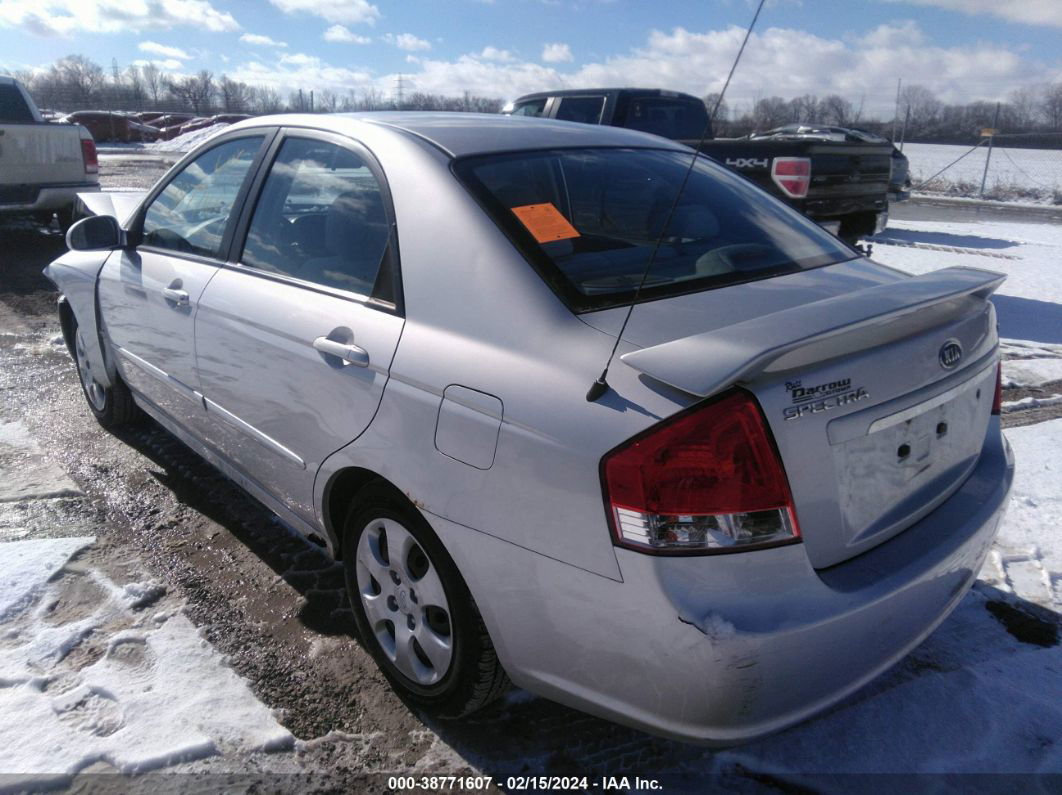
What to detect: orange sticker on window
<box><xmin>510</xmin><ymin>203</ymin><xmax>580</xmax><ymax>244</ymax></box>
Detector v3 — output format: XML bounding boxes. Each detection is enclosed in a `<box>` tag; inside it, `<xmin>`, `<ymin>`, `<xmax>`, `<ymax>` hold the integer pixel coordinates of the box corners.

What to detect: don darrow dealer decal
<box><xmin>783</xmin><ymin>377</ymin><xmax>869</xmax><ymax>421</ymax></box>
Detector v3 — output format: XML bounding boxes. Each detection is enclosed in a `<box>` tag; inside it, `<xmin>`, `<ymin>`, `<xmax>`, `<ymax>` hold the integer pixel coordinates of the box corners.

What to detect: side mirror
<box><xmin>66</xmin><ymin>215</ymin><xmax>124</xmax><ymax>251</ymax></box>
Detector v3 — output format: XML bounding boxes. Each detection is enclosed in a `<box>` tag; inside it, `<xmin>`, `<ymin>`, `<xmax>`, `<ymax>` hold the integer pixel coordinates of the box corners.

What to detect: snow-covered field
<box><xmin>903</xmin><ymin>142</ymin><xmax>1062</xmax><ymax>202</ymax></box>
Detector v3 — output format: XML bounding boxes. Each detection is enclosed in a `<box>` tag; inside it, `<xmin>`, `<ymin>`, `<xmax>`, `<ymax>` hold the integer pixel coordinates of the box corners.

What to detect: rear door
<box><xmin>192</xmin><ymin>130</ymin><xmax>404</xmax><ymax>524</ymax></box>
<box><xmin>98</xmin><ymin>133</ymin><xmax>269</xmax><ymax>427</ymax></box>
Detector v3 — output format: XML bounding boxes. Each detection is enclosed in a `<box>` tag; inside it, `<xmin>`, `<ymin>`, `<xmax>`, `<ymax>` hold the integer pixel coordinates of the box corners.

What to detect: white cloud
<box><xmin>132</xmin><ymin>57</ymin><xmax>184</xmax><ymax>71</ymax></box>
<box><xmin>138</xmin><ymin>40</ymin><xmax>191</xmax><ymax>60</ymax></box>
<box><xmin>886</xmin><ymin>0</ymin><xmax>1062</xmax><ymax>27</ymax></box>
<box><xmin>200</xmin><ymin>22</ymin><xmax>1060</xmax><ymax>115</ymax></box>
<box><xmin>323</xmin><ymin>24</ymin><xmax>371</xmax><ymax>43</ymax></box>
<box><xmin>480</xmin><ymin>46</ymin><xmax>514</xmax><ymax>62</ymax></box>
<box><xmin>541</xmin><ymin>42</ymin><xmax>572</xmax><ymax>63</ymax></box>
<box><xmin>227</xmin><ymin>56</ymin><xmax>372</xmax><ymax>93</ymax></box>
<box><xmin>383</xmin><ymin>33</ymin><xmax>431</xmax><ymax>52</ymax></box>
<box><xmin>240</xmin><ymin>32</ymin><xmax>288</xmax><ymax>47</ymax></box>
<box><xmin>0</xmin><ymin>0</ymin><xmax>239</xmax><ymax>36</ymax></box>
<box><xmin>269</xmin><ymin>0</ymin><xmax>379</xmax><ymax>25</ymax></box>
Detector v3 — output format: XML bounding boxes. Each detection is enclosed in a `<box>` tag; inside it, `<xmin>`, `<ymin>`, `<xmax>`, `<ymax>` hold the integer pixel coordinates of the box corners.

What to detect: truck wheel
<box><xmin>72</xmin><ymin>319</ymin><xmax>138</xmax><ymax>428</ymax></box>
<box><xmin>57</xmin><ymin>207</ymin><xmax>75</xmax><ymax>234</ymax></box>
<box><xmin>343</xmin><ymin>481</ymin><xmax>509</xmax><ymax>718</ymax></box>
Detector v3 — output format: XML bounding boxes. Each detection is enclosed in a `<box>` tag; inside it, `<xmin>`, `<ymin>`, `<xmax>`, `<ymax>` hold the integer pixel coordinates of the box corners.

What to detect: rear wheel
<box><xmin>72</xmin><ymin>319</ymin><xmax>138</xmax><ymax>428</ymax></box>
<box><xmin>342</xmin><ymin>482</ymin><xmax>509</xmax><ymax>717</ymax></box>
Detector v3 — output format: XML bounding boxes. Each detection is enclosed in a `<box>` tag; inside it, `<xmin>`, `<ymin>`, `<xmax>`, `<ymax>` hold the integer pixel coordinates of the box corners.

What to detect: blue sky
<box><xmin>1</xmin><ymin>0</ymin><xmax>1060</xmax><ymax>116</ymax></box>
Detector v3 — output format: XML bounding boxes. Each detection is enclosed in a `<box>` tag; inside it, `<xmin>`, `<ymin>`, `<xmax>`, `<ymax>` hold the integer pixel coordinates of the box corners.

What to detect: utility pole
<box><xmin>394</xmin><ymin>74</ymin><xmax>405</xmax><ymax>109</ymax></box>
<box><xmin>979</xmin><ymin>101</ymin><xmax>1001</xmax><ymax>198</ymax></box>
<box><xmin>891</xmin><ymin>78</ymin><xmax>902</xmax><ymax>143</ymax></box>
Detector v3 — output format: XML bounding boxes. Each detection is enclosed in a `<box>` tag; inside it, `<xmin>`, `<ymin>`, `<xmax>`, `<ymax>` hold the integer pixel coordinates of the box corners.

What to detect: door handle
<box><xmin>313</xmin><ymin>336</ymin><xmax>370</xmax><ymax>368</ymax></box>
<box><xmin>162</xmin><ymin>287</ymin><xmax>190</xmax><ymax>306</ymax></box>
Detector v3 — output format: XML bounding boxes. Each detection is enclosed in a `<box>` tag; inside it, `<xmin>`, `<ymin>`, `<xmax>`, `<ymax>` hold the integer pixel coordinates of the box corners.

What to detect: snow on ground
<box><xmin>986</xmin><ymin>419</ymin><xmax>1062</xmax><ymax>609</ymax></box>
<box><xmin>0</xmin><ymin>421</ymin><xmax>293</xmax><ymax>787</ymax></box>
<box><xmin>872</xmin><ymin>218</ymin><xmax>1062</xmax><ymax>346</ymax></box>
<box><xmin>0</xmin><ymin>536</ymin><xmax>293</xmax><ymax>787</ymax></box>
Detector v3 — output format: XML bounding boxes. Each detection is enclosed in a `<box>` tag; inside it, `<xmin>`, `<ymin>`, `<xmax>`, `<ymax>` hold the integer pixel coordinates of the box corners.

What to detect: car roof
<box><xmin>512</xmin><ymin>88</ymin><xmax>702</xmax><ymax>102</ymax></box>
<box><xmin>237</xmin><ymin>111</ymin><xmax>691</xmax><ymax>158</ymax></box>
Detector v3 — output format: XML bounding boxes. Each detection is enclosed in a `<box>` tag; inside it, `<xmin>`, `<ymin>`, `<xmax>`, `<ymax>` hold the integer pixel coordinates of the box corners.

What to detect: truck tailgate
<box><xmin>0</xmin><ymin>124</ymin><xmax>85</xmax><ymax>186</ymax></box>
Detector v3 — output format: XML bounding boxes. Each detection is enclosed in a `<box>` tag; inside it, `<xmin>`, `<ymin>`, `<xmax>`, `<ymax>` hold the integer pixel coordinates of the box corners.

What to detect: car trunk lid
<box><xmin>616</xmin><ymin>265</ymin><xmax>1004</xmax><ymax>568</ymax></box>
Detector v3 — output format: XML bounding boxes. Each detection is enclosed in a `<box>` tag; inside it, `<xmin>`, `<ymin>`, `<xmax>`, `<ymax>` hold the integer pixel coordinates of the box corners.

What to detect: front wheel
<box><xmin>343</xmin><ymin>482</ymin><xmax>509</xmax><ymax>717</ymax></box>
<box><xmin>72</xmin><ymin>319</ymin><xmax>138</xmax><ymax>428</ymax></box>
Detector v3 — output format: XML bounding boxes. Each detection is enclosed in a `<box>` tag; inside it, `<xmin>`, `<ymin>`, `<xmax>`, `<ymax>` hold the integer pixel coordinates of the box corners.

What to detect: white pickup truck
<box><xmin>0</xmin><ymin>75</ymin><xmax>99</xmax><ymax>230</ymax></box>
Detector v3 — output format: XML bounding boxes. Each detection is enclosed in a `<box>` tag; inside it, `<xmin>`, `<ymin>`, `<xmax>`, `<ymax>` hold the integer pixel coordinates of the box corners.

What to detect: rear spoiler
<box><xmin>620</xmin><ymin>267</ymin><xmax>1005</xmax><ymax>397</ymax></box>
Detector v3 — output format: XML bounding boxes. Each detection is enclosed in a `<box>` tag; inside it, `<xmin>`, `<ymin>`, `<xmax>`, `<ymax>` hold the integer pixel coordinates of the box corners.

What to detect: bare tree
<box><xmin>900</xmin><ymin>84</ymin><xmax>942</xmax><ymax>136</ymax></box>
<box><xmin>50</xmin><ymin>54</ymin><xmax>106</xmax><ymax>107</ymax></box>
<box><xmin>703</xmin><ymin>92</ymin><xmax>729</xmax><ymax>123</ymax></box>
<box><xmin>1005</xmin><ymin>86</ymin><xmax>1039</xmax><ymax>130</ymax></box>
<box><xmin>1041</xmin><ymin>82</ymin><xmax>1062</xmax><ymax>130</ymax></box>
<box><xmin>141</xmin><ymin>63</ymin><xmax>163</xmax><ymax>108</ymax></box>
<box><xmin>125</xmin><ymin>65</ymin><xmax>145</xmax><ymax>111</ymax></box>
<box><xmin>166</xmin><ymin>70</ymin><xmax>215</xmax><ymax>114</ymax></box>
<box><xmin>751</xmin><ymin>96</ymin><xmax>791</xmax><ymax>131</ymax></box>
<box><xmin>821</xmin><ymin>94</ymin><xmax>854</xmax><ymax>126</ymax></box>
<box><xmin>788</xmin><ymin>94</ymin><xmax>820</xmax><ymax>124</ymax></box>
<box><xmin>219</xmin><ymin>76</ymin><xmax>250</xmax><ymax>113</ymax></box>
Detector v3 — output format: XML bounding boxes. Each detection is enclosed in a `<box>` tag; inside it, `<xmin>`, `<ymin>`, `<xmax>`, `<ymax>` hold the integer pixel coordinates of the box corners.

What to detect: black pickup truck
<box><xmin>504</xmin><ymin>88</ymin><xmax>892</xmax><ymax>244</ymax></box>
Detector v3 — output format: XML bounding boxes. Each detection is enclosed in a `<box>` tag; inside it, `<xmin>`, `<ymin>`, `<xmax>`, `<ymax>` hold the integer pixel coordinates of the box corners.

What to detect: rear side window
<box><xmin>141</xmin><ymin>136</ymin><xmax>264</xmax><ymax>258</ymax></box>
<box><xmin>555</xmin><ymin>96</ymin><xmax>605</xmax><ymax>125</ymax></box>
<box><xmin>510</xmin><ymin>98</ymin><xmax>547</xmax><ymax>117</ymax></box>
<box><xmin>621</xmin><ymin>97</ymin><xmax>708</xmax><ymax>140</ymax></box>
<box><xmin>454</xmin><ymin>148</ymin><xmax>856</xmax><ymax>311</ymax></box>
<box><xmin>0</xmin><ymin>83</ymin><xmax>34</xmax><ymax>123</ymax></box>
<box><xmin>240</xmin><ymin>137</ymin><xmax>390</xmax><ymax>297</ymax></box>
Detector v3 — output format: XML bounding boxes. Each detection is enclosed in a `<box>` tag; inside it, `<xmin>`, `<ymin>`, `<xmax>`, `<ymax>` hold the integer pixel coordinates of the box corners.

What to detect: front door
<box><xmin>98</xmin><ymin>134</ymin><xmax>268</xmax><ymax>427</ymax></box>
<box><xmin>193</xmin><ymin>132</ymin><xmax>404</xmax><ymax>524</ymax></box>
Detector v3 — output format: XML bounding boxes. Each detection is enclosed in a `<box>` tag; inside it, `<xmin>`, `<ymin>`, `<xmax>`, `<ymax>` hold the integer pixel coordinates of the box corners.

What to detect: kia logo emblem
<box><xmin>939</xmin><ymin>340</ymin><xmax>963</xmax><ymax>369</ymax></box>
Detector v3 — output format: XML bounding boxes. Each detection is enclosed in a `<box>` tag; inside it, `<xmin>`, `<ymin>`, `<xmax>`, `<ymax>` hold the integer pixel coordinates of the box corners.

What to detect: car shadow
<box><xmin>875</xmin><ymin>227</ymin><xmax>1020</xmax><ymax>250</ymax></box>
<box><xmin>992</xmin><ymin>295</ymin><xmax>1062</xmax><ymax>344</ymax></box>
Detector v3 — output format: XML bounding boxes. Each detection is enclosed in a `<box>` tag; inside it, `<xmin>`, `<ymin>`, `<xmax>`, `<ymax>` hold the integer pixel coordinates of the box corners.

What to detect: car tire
<box><xmin>72</xmin><ymin>318</ymin><xmax>139</xmax><ymax>428</ymax></box>
<box><xmin>342</xmin><ymin>481</ymin><xmax>509</xmax><ymax>718</ymax></box>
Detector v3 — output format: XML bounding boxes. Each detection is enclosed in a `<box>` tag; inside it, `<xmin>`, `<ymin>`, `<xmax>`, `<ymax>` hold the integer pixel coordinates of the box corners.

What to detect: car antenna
<box><xmin>586</xmin><ymin>0</ymin><xmax>767</xmax><ymax>402</ymax></box>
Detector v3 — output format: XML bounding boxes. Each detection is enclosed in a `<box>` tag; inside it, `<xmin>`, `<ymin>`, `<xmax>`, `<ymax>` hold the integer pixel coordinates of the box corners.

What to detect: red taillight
<box><xmin>81</xmin><ymin>139</ymin><xmax>99</xmax><ymax>174</ymax></box>
<box><xmin>771</xmin><ymin>157</ymin><xmax>811</xmax><ymax>199</ymax></box>
<box><xmin>602</xmin><ymin>390</ymin><xmax>801</xmax><ymax>555</ymax></box>
<box><xmin>992</xmin><ymin>362</ymin><xmax>1002</xmax><ymax>415</ymax></box>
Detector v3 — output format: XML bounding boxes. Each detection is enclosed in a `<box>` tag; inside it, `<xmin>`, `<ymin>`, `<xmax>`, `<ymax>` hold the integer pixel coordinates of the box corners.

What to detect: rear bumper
<box><xmin>0</xmin><ymin>182</ymin><xmax>100</xmax><ymax>214</ymax></box>
<box><xmin>435</xmin><ymin>419</ymin><xmax>1013</xmax><ymax>745</ymax></box>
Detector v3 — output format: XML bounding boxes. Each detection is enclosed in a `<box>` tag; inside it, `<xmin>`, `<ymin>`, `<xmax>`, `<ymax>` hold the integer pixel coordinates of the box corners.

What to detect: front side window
<box><xmin>555</xmin><ymin>96</ymin><xmax>605</xmax><ymax>125</ymax></box>
<box><xmin>240</xmin><ymin>137</ymin><xmax>390</xmax><ymax>296</ymax></box>
<box><xmin>454</xmin><ymin>148</ymin><xmax>856</xmax><ymax>311</ymax></box>
<box><xmin>141</xmin><ymin>136</ymin><xmax>264</xmax><ymax>258</ymax></box>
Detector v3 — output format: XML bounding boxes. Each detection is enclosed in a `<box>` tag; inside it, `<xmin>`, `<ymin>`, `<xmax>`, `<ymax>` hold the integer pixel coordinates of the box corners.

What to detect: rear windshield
<box><xmin>0</xmin><ymin>83</ymin><xmax>34</xmax><ymax>123</ymax></box>
<box><xmin>454</xmin><ymin>147</ymin><xmax>856</xmax><ymax>311</ymax></box>
<box><xmin>620</xmin><ymin>97</ymin><xmax>708</xmax><ymax>140</ymax></box>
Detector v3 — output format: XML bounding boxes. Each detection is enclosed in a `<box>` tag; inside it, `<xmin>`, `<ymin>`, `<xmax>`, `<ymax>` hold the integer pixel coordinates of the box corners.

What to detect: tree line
<box><xmin>11</xmin><ymin>55</ymin><xmax>503</xmax><ymax>117</ymax></box>
<box><xmin>713</xmin><ymin>83</ymin><xmax>1062</xmax><ymax>146</ymax></box>
<box><xmin>9</xmin><ymin>54</ymin><xmax>1062</xmax><ymax>147</ymax></box>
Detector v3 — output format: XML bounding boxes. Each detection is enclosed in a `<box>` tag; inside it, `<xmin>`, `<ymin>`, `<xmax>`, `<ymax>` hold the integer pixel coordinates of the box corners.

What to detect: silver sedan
<box><xmin>45</xmin><ymin>113</ymin><xmax>1013</xmax><ymax>745</ymax></box>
